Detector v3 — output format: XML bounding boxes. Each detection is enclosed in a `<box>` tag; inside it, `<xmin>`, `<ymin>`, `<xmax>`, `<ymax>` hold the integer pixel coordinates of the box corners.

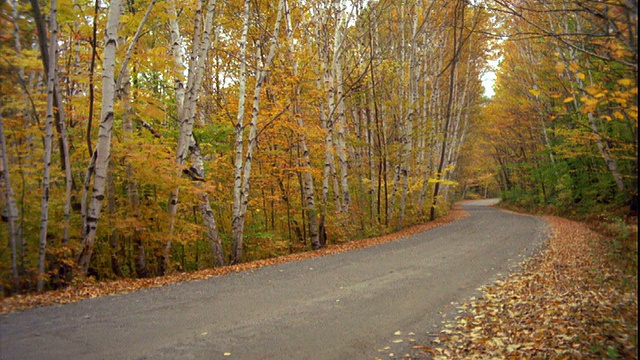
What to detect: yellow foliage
<box><xmin>584</xmin><ymin>86</ymin><xmax>600</xmax><ymax>96</ymax></box>
<box><xmin>617</xmin><ymin>79</ymin><xmax>634</xmax><ymax>87</ymax></box>
<box><xmin>615</xmin><ymin>97</ymin><xmax>627</xmax><ymax>106</ymax></box>
<box><xmin>568</xmin><ymin>61</ymin><xmax>580</xmax><ymax>72</ymax></box>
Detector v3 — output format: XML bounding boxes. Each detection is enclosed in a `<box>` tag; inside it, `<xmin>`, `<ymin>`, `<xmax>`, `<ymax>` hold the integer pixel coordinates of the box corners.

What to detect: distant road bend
<box><xmin>1</xmin><ymin>199</ymin><xmax>548</xmax><ymax>360</ymax></box>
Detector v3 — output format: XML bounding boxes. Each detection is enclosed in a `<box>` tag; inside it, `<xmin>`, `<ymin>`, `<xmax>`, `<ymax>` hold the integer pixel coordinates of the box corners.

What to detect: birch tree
<box><xmin>418</xmin><ymin>30</ymin><xmax>446</xmax><ymax>215</ymax></box>
<box><xmin>0</xmin><ymin>0</ymin><xmax>503</xmax><ymax>289</ymax></box>
<box><xmin>29</xmin><ymin>0</ymin><xmax>73</xmax><ymax>248</ymax></box>
<box><xmin>313</xmin><ymin>0</ymin><xmax>351</xmax><ymax>216</ymax></box>
<box><xmin>77</xmin><ymin>0</ymin><xmax>124</xmax><ymax>276</ymax></box>
<box><xmin>231</xmin><ymin>0</ymin><xmax>286</xmax><ymax>263</ymax></box>
<box><xmin>430</xmin><ymin>0</ymin><xmax>464</xmax><ymax>221</ymax></box>
<box><xmin>285</xmin><ymin>0</ymin><xmax>321</xmax><ymax>249</ymax></box>
<box><xmin>164</xmin><ymin>0</ymin><xmax>224</xmax><ymax>272</ymax></box>
<box><xmin>333</xmin><ymin>2</ymin><xmax>350</xmax><ymax>214</ymax></box>
<box><xmin>387</xmin><ymin>0</ymin><xmax>409</xmax><ymax>223</ymax></box>
<box><xmin>396</xmin><ymin>3</ymin><xmax>422</xmax><ymax>229</ymax></box>
<box><xmin>36</xmin><ymin>0</ymin><xmax>58</xmax><ymax>292</ymax></box>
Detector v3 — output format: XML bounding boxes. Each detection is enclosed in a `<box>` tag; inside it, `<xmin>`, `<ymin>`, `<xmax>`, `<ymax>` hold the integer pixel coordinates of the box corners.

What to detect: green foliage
<box><xmin>194</xmin><ymin>122</ymin><xmax>234</xmax><ymax>154</ymax></box>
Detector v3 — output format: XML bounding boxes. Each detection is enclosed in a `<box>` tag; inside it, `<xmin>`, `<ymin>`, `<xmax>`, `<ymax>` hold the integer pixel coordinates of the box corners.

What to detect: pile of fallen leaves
<box><xmin>433</xmin><ymin>215</ymin><xmax>638</xmax><ymax>359</ymax></box>
<box><xmin>1</xmin><ymin>208</ymin><xmax>467</xmax><ymax>315</ymax></box>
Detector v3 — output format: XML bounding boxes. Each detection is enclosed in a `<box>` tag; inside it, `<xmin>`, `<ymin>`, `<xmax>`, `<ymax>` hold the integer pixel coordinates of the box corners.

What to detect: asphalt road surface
<box><xmin>1</xmin><ymin>199</ymin><xmax>548</xmax><ymax>360</ymax></box>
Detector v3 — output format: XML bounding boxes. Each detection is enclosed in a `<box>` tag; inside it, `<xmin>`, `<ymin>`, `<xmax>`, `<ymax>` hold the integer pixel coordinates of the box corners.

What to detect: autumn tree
<box><xmin>0</xmin><ymin>0</ymin><xmax>492</xmax><ymax>293</ymax></box>
<box><xmin>481</xmin><ymin>0</ymin><xmax>637</xmax><ymax>212</ymax></box>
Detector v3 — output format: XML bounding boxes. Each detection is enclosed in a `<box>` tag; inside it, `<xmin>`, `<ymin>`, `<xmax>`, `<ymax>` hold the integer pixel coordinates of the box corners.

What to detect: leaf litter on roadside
<box><xmin>432</xmin><ymin>215</ymin><xmax>637</xmax><ymax>359</ymax></box>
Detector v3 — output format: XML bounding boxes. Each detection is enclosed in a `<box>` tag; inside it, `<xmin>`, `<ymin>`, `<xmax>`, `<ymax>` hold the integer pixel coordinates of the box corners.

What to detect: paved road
<box><xmin>0</xmin><ymin>199</ymin><xmax>547</xmax><ymax>360</ymax></box>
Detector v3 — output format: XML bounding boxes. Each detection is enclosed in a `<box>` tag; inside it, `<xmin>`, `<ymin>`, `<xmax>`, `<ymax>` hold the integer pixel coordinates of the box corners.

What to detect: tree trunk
<box><xmin>284</xmin><ymin>0</ymin><xmax>320</xmax><ymax>249</ymax></box>
<box><xmin>164</xmin><ymin>0</ymin><xmax>220</xmax><ymax>272</ymax></box>
<box><xmin>366</xmin><ymin>7</ymin><xmax>386</xmax><ymax>223</ymax></box>
<box><xmin>37</xmin><ymin>0</ymin><xmax>58</xmax><ymax>292</ymax></box>
<box><xmin>229</xmin><ymin>0</ymin><xmax>252</xmax><ymax>264</ymax></box>
<box><xmin>77</xmin><ymin>0</ymin><xmax>124</xmax><ymax>276</ymax></box>
<box><xmin>397</xmin><ymin>10</ymin><xmax>420</xmax><ymax>229</ymax></box>
<box><xmin>231</xmin><ymin>0</ymin><xmax>285</xmax><ymax>263</ymax></box>
<box><xmin>431</xmin><ymin>0</ymin><xmax>463</xmax><ymax>221</ymax></box>
<box><xmin>418</xmin><ymin>32</ymin><xmax>443</xmax><ymax>215</ymax></box>
<box><xmin>388</xmin><ymin>0</ymin><xmax>409</xmax><ymax>223</ymax></box>
<box><xmin>29</xmin><ymin>0</ymin><xmax>72</xmax><ymax>247</ymax></box>
<box><xmin>333</xmin><ymin>6</ymin><xmax>350</xmax><ymax>214</ymax></box>
<box><xmin>200</xmin><ymin>193</ymin><xmax>225</xmax><ymax>267</ymax></box>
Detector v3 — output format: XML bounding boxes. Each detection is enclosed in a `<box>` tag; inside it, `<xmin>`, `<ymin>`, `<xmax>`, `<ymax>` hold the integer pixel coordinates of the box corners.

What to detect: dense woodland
<box><xmin>0</xmin><ymin>0</ymin><xmax>636</xmax><ymax>294</ymax></box>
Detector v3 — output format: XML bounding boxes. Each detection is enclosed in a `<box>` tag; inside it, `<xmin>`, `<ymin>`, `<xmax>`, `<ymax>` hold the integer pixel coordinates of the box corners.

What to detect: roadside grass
<box><xmin>429</xmin><ymin>212</ymin><xmax>638</xmax><ymax>359</ymax></box>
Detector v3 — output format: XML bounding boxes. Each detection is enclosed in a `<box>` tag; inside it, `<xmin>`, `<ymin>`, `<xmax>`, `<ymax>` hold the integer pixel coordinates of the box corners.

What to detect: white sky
<box><xmin>482</xmin><ymin>70</ymin><xmax>496</xmax><ymax>98</ymax></box>
<box><xmin>481</xmin><ymin>58</ymin><xmax>499</xmax><ymax>98</ymax></box>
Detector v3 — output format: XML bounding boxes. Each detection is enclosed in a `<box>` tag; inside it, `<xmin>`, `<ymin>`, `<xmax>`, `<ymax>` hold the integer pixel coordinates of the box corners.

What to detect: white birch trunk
<box><xmin>164</xmin><ymin>0</ymin><xmax>221</xmax><ymax>272</ymax></box>
<box><xmin>333</xmin><ymin>5</ymin><xmax>350</xmax><ymax>213</ymax></box>
<box><xmin>418</xmin><ymin>32</ymin><xmax>445</xmax><ymax>215</ymax></box>
<box><xmin>285</xmin><ymin>0</ymin><xmax>320</xmax><ymax>249</ymax></box>
<box><xmin>37</xmin><ymin>0</ymin><xmax>58</xmax><ymax>291</ymax></box>
<box><xmin>316</xmin><ymin>0</ymin><xmax>343</xmax><ymax>213</ymax></box>
<box><xmin>30</xmin><ymin>0</ymin><xmax>73</xmax><ymax>249</ymax></box>
<box><xmin>443</xmin><ymin>53</ymin><xmax>471</xmax><ymax>185</ymax></box>
<box><xmin>230</xmin><ymin>0</ymin><xmax>252</xmax><ymax>264</ymax></box>
<box><xmin>335</xmin><ymin>52</ymin><xmax>350</xmax><ymax>214</ymax></box>
<box><xmin>77</xmin><ymin>0</ymin><xmax>123</xmax><ymax>276</ymax></box>
<box><xmin>397</xmin><ymin>11</ymin><xmax>420</xmax><ymax>229</ymax></box>
<box><xmin>200</xmin><ymin>193</ymin><xmax>225</xmax><ymax>266</ymax></box>
<box><xmin>388</xmin><ymin>0</ymin><xmax>409</xmax><ymax>222</ymax></box>
<box><xmin>52</xmin><ymin>65</ymin><xmax>73</xmax><ymax>249</ymax></box>
<box><xmin>231</xmin><ymin>0</ymin><xmax>285</xmax><ymax>263</ymax></box>
<box><xmin>168</xmin><ymin>1</ymin><xmax>185</xmax><ymax>116</ymax></box>
<box><xmin>322</xmin><ymin>54</ymin><xmax>338</xmax><ymax>209</ymax></box>
<box><xmin>430</xmin><ymin>1</ymin><xmax>462</xmax><ymax>221</ymax></box>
